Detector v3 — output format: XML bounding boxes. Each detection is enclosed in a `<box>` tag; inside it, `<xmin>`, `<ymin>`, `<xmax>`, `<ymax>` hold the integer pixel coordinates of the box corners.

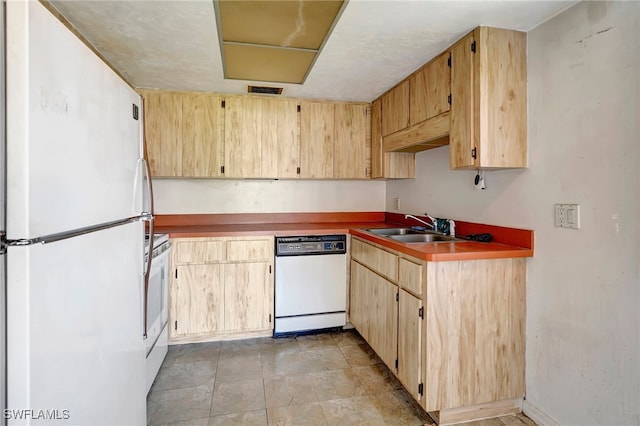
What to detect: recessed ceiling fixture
<box><xmin>214</xmin><ymin>0</ymin><xmax>346</xmax><ymax>85</ymax></box>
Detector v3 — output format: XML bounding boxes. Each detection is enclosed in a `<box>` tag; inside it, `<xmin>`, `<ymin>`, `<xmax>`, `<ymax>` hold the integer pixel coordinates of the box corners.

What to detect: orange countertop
<box><xmin>155</xmin><ymin>212</ymin><xmax>534</xmax><ymax>261</ymax></box>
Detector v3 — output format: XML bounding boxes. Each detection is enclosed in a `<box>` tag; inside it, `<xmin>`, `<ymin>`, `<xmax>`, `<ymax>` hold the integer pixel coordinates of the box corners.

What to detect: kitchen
<box><xmin>2</xmin><ymin>1</ymin><xmax>639</xmax><ymax>426</ymax></box>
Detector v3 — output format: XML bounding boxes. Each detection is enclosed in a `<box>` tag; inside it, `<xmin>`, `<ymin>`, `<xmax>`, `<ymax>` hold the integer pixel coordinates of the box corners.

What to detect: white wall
<box><xmin>153</xmin><ymin>179</ymin><xmax>385</xmax><ymax>214</ymax></box>
<box><xmin>387</xmin><ymin>2</ymin><xmax>639</xmax><ymax>424</ymax></box>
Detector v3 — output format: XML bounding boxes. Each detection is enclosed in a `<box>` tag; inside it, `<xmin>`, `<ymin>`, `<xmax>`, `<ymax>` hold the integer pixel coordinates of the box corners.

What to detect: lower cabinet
<box><xmin>170</xmin><ymin>236</ymin><xmax>274</xmax><ymax>341</ymax></box>
<box><xmin>349</xmin><ymin>236</ymin><xmax>526</xmax><ymax>423</ymax></box>
<box><xmin>173</xmin><ymin>264</ymin><xmax>224</xmax><ymax>337</ymax></box>
<box><xmin>350</xmin><ymin>260</ymin><xmax>397</xmax><ymax>370</ymax></box>
<box><xmin>398</xmin><ymin>289</ymin><xmax>423</xmax><ymax>402</ymax></box>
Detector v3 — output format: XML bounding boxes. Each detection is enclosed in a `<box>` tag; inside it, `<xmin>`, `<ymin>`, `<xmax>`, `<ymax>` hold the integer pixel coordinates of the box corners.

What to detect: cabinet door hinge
<box><xmin>418</xmin><ymin>383</ymin><xmax>424</xmax><ymax>396</ymax></box>
<box><xmin>297</xmin><ymin>104</ymin><xmax>301</xmax><ymax>112</ymax></box>
<box><xmin>174</xmin><ymin>321</ymin><xmax>178</xmax><ymax>331</ymax></box>
<box><xmin>471</xmin><ymin>147</ymin><xmax>477</xmax><ymax>159</ymax></box>
<box><xmin>221</xmin><ymin>100</ymin><xmax>226</xmax><ymax>108</ymax></box>
<box><xmin>471</xmin><ymin>40</ymin><xmax>477</xmax><ymax>53</ymax></box>
<box><xmin>396</xmin><ymin>292</ymin><xmax>399</xmax><ymax>302</ymax></box>
<box><xmin>448</xmin><ymin>94</ymin><xmax>452</xmax><ymax>105</ymax></box>
<box><xmin>418</xmin><ymin>306</ymin><xmax>424</xmax><ymax>319</ymax></box>
<box><xmin>132</xmin><ymin>103</ymin><xmax>139</xmax><ymax>120</ymax></box>
<box><xmin>296</xmin><ymin>167</ymin><xmax>301</xmax><ymax>175</ymax></box>
<box><xmin>447</xmin><ymin>54</ymin><xmax>451</xmax><ymax>68</ymax></box>
<box><xmin>395</xmin><ymin>359</ymin><xmax>398</xmax><ymax>369</ymax></box>
<box><xmin>221</xmin><ymin>165</ymin><xmax>225</xmax><ymax>174</ymax></box>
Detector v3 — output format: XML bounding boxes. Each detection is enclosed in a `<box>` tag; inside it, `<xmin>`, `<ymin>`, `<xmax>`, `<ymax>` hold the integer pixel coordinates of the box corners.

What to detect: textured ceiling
<box><xmin>50</xmin><ymin>0</ymin><xmax>578</xmax><ymax>102</ymax></box>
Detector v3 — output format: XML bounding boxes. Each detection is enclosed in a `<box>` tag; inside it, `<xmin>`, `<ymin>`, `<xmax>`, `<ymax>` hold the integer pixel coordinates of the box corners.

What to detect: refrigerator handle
<box><xmin>141</xmin><ymin>157</ymin><xmax>154</xmax><ymax>339</ymax></box>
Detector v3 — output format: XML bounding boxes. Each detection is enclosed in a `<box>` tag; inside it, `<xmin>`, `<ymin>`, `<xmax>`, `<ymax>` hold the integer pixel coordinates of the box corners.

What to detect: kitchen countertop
<box><xmin>155</xmin><ymin>212</ymin><xmax>534</xmax><ymax>261</ymax></box>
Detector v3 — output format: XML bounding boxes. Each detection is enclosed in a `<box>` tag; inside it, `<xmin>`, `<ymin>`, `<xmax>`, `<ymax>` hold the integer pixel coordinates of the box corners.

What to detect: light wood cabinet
<box><xmin>170</xmin><ymin>236</ymin><xmax>274</xmax><ymax>341</ymax></box>
<box><xmin>224</xmin><ymin>96</ymin><xmax>299</xmax><ymax>178</ymax></box>
<box><xmin>349</xmin><ymin>237</ymin><xmax>526</xmax><ymax>422</ymax></box>
<box><xmin>370</xmin><ymin>98</ymin><xmax>415</xmax><ymax>179</ymax></box>
<box><xmin>381</xmin><ymin>80</ymin><xmax>410</xmax><ymax>137</ymax></box>
<box><xmin>144</xmin><ymin>92</ymin><xmax>183</xmax><ymax>177</ymax></box>
<box><xmin>173</xmin><ymin>264</ymin><xmax>224</xmax><ymax>336</ymax></box>
<box><xmin>377</xmin><ymin>51</ymin><xmax>452</xmax><ymax>154</ymax></box>
<box><xmin>223</xmin><ymin>262</ymin><xmax>272</xmax><ymax>332</ymax></box>
<box><xmin>348</xmin><ymin>260</ymin><xmax>370</xmax><ymax>341</ymax></box>
<box><xmin>410</xmin><ymin>51</ymin><xmax>451</xmax><ymax>125</ymax></box>
<box><xmin>364</xmin><ymin>264</ymin><xmax>398</xmax><ymax>370</ymax></box>
<box><xmin>333</xmin><ymin>103</ymin><xmax>369</xmax><ymax>179</ymax></box>
<box><xmin>182</xmin><ymin>94</ymin><xmax>225</xmax><ymax>177</ymax></box>
<box><xmin>398</xmin><ymin>289</ymin><xmax>423</xmax><ymax>401</ymax></box>
<box><xmin>300</xmin><ymin>101</ymin><xmax>334</xmax><ymax>179</ymax></box>
<box><xmin>449</xmin><ymin>27</ymin><xmax>527</xmax><ymax>169</ymax></box>
<box><xmin>143</xmin><ymin>91</ymin><xmax>224</xmax><ymax>178</ymax></box>
<box><xmin>300</xmin><ymin>100</ymin><xmax>371</xmax><ymax>179</ymax></box>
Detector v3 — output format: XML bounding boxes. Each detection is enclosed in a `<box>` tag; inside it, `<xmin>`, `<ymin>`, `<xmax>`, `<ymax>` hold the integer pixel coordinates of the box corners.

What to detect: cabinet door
<box><xmin>182</xmin><ymin>94</ymin><xmax>224</xmax><ymax>177</ymax></box>
<box><xmin>349</xmin><ymin>261</ymin><xmax>370</xmax><ymax>341</ymax></box>
<box><xmin>410</xmin><ymin>52</ymin><xmax>451</xmax><ymax>125</ymax></box>
<box><xmin>224</xmin><ymin>96</ymin><xmax>262</xmax><ymax>177</ymax></box>
<box><xmin>334</xmin><ymin>103</ymin><xmax>368</xmax><ymax>179</ymax></box>
<box><xmin>171</xmin><ymin>264</ymin><xmax>224</xmax><ymax>338</ymax></box>
<box><xmin>449</xmin><ymin>34</ymin><xmax>476</xmax><ymax>169</ymax></box>
<box><xmin>262</xmin><ymin>99</ymin><xmax>299</xmax><ymax>178</ymax></box>
<box><xmin>144</xmin><ymin>92</ymin><xmax>182</xmax><ymax>177</ymax></box>
<box><xmin>381</xmin><ymin>80</ymin><xmax>410</xmax><ymax>137</ymax></box>
<box><xmin>398</xmin><ymin>289</ymin><xmax>423</xmax><ymax>401</ymax></box>
<box><xmin>223</xmin><ymin>262</ymin><xmax>273</xmax><ymax>332</ymax></box>
<box><xmin>366</xmin><ymin>266</ymin><xmax>398</xmax><ymax>371</ymax></box>
<box><xmin>300</xmin><ymin>101</ymin><xmax>334</xmax><ymax>178</ymax></box>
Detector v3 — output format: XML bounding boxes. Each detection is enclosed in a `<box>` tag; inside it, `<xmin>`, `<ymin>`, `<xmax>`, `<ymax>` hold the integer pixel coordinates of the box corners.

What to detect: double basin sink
<box><xmin>364</xmin><ymin>227</ymin><xmax>461</xmax><ymax>244</ymax></box>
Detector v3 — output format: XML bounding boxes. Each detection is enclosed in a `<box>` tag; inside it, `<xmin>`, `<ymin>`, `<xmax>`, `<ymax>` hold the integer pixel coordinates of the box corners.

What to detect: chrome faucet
<box><xmin>404</xmin><ymin>214</ymin><xmax>435</xmax><ymax>229</ymax></box>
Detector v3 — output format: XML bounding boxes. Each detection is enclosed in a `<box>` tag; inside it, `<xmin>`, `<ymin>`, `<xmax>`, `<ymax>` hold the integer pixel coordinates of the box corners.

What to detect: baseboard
<box><xmin>523</xmin><ymin>399</ymin><xmax>561</xmax><ymax>426</ymax></box>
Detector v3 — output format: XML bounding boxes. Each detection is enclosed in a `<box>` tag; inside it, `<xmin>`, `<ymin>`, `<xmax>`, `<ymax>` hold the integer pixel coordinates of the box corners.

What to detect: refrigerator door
<box><xmin>6</xmin><ymin>2</ymin><xmax>146</xmax><ymax>424</ymax></box>
<box><xmin>7</xmin><ymin>2</ymin><xmax>143</xmax><ymax>240</ymax></box>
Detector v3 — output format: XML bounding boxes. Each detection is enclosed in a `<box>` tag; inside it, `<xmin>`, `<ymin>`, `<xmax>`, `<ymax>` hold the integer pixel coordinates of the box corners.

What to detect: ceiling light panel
<box><xmin>215</xmin><ymin>0</ymin><xmax>345</xmax><ymax>84</ymax></box>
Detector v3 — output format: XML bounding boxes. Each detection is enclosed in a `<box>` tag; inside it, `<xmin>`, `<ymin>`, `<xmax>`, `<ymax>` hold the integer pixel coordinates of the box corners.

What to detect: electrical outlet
<box><xmin>555</xmin><ymin>204</ymin><xmax>580</xmax><ymax>229</ymax></box>
<box><xmin>392</xmin><ymin>198</ymin><xmax>400</xmax><ymax>211</ymax></box>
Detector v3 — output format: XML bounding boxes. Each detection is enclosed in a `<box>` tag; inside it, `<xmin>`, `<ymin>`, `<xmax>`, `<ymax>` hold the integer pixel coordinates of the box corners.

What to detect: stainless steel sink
<box><xmin>389</xmin><ymin>234</ymin><xmax>459</xmax><ymax>243</ymax></box>
<box><xmin>364</xmin><ymin>228</ymin><xmax>460</xmax><ymax>243</ymax></box>
<box><xmin>365</xmin><ymin>228</ymin><xmax>424</xmax><ymax>236</ymax></box>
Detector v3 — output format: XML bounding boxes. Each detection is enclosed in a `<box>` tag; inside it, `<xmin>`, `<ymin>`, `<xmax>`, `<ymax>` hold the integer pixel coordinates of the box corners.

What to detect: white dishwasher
<box><xmin>274</xmin><ymin>235</ymin><xmax>347</xmax><ymax>336</ymax></box>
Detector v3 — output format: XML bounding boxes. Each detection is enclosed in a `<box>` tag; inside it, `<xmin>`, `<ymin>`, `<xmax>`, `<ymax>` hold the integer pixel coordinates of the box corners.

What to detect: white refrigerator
<box><xmin>3</xmin><ymin>2</ymin><xmax>153</xmax><ymax>424</ymax></box>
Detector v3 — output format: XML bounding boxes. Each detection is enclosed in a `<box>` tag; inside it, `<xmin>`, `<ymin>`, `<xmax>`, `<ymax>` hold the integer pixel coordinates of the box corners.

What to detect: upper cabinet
<box><xmin>143</xmin><ymin>93</ymin><xmax>372</xmax><ymax>180</ymax></box>
<box><xmin>377</xmin><ymin>26</ymin><xmax>527</xmax><ymax>171</ymax></box>
<box><xmin>381</xmin><ymin>80</ymin><xmax>410</xmax><ymax>137</ymax></box>
<box><xmin>300</xmin><ymin>101</ymin><xmax>371</xmax><ymax>179</ymax></box>
<box><xmin>143</xmin><ymin>91</ymin><xmax>224</xmax><ymax>178</ymax></box>
<box><xmin>224</xmin><ymin>96</ymin><xmax>299</xmax><ymax>178</ymax></box>
<box><xmin>300</xmin><ymin>101</ymin><xmax>334</xmax><ymax>179</ymax></box>
<box><xmin>334</xmin><ymin>103</ymin><xmax>369</xmax><ymax>179</ymax></box>
<box><xmin>183</xmin><ymin>94</ymin><xmax>225</xmax><ymax>177</ymax></box>
<box><xmin>409</xmin><ymin>51</ymin><xmax>451</xmax><ymax>125</ymax></box>
<box><xmin>144</xmin><ymin>92</ymin><xmax>183</xmax><ymax>177</ymax></box>
<box><xmin>449</xmin><ymin>28</ymin><xmax>527</xmax><ymax>169</ymax></box>
<box><xmin>378</xmin><ymin>53</ymin><xmax>452</xmax><ymax>154</ymax></box>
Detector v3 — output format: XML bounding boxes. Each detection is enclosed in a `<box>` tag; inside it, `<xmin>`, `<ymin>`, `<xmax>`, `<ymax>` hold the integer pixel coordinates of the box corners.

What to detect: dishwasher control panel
<box><xmin>275</xmin><ymin>235</ymin><xmax>346</xmax><ymax>256</ymax></box>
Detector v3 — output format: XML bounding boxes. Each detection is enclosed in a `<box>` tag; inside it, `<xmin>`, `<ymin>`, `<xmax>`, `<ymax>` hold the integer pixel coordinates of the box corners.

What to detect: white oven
<box><xmin>145</xmin><ymin>234</ymin><xmax>171</xmax><ymax>394</ymax></box>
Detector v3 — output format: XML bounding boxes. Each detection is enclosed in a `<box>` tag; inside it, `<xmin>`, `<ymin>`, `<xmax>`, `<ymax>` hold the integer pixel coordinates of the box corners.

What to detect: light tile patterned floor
<box><xmin>147</xmin><ymin>330</ymin><xmax>536</xmax><ymax>426</ymax></box>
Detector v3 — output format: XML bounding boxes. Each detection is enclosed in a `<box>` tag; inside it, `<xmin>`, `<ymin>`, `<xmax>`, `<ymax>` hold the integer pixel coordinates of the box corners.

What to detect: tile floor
<box><xmin>147</xmin><ymin>329</ymin><xmax>536</xmax><ymax>426</ymax></box>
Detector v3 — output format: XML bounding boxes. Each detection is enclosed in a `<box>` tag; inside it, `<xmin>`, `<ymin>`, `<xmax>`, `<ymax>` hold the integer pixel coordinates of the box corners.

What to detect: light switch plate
<box><xmin>555</xmin><ymin>204</ymin><xmax>580</xmax><ymax>229</ymax></box>
<box><xmin>392</xmin><ymin>198</ymin><xmax>400</xmax><ymax>211</ymax></box>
